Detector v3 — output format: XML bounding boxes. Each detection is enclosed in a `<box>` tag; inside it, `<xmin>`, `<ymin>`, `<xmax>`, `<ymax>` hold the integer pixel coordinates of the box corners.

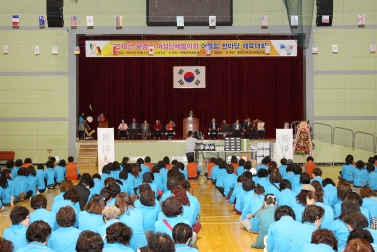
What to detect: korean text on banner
<box><xmin>97</xmin><ymin>128</ymin><xmax>115</xmax><ymax>174</ymax></box>
<box><xmin>276</xmin><ymin>129</ymin><xmax>293</xmax><ymax>161</ymax></box>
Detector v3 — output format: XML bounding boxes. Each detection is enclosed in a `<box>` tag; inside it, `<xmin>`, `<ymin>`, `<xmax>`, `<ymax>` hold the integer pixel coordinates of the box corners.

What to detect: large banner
<box><xmin>173</xmin><ymin>66</ymin><xmax>206</xmax><ymax>88</ymax></box>
<box><xmin>85</xmin><ymin>40</ymin><xmax>297</xmax><ymax>57</ymax></box>
<box><xmin>276</xmin><ymin>129</ymin><xmax>294</xmax><ymax>161</ymax></box>
<box><xmin>97</xmin><ymin>128</ymin><xmax>115</xmax><ymax>174</ymax></box>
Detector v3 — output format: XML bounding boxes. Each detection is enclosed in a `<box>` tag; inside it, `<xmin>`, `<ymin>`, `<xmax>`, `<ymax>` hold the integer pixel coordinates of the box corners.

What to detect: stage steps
<box><xmin>77</xmin><ymin>144</ymin><xmax>98</xmax><ymax>175</ymax></box>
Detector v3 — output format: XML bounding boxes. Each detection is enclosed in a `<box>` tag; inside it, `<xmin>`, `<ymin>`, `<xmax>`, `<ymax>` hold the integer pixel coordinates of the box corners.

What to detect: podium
<box><xmin>99</xmin><ymin>121</ymin><xmax>108</xmax><ymax>128</ymax></box>
<box><xmin>183</xmin><ymin>117</ymin><xmax>199</xmax><ymax>138</ymax></box>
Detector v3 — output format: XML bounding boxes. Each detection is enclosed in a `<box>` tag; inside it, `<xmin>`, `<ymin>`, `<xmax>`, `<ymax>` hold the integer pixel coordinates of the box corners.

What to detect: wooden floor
<box><xmin>0</xmin><ymin>165</ymin><xmax>342</xmax><ymax>251</ymax></box>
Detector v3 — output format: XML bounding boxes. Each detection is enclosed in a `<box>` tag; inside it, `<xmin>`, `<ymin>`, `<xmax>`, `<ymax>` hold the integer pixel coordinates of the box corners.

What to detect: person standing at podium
<box><xmin>187</xmin><ymin>110</ymin><xmax>195</xmax><ymax>118</ymax></box>
<box><xmin>97</xmin><ymin>113</ymin><xmax>105</xmax><ymax>122</ymax></box>
<box><xmin>185</xmin><ymin>131</ymin><xmax>204</xmax><ymax>160</ymax></box>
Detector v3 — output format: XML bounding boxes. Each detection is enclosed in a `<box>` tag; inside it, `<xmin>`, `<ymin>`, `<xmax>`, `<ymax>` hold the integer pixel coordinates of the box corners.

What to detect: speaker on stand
<box><xmin>46</xmin><ymin>0</ymin><xmax>64</xmax><ymax>27</ymax></box>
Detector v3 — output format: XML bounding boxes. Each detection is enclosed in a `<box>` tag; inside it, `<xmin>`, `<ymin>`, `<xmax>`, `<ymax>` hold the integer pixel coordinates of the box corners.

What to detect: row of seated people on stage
<box><xmin>117</xmin><ymin>117</ymin><xmax>266</xmax><ymax>140</ymax></box>
<box><xmin>0</xmin><ymin>155</ymin><xmax>202</xmax><ymax>252</ymax></box>
<box><xmin>118</xmin><ymin>119</ymin><xmax>176</xmax><ymax>140</ymax></box>
<box><xmin>204</xmin><ymin>154</ymin><xmax>377</xmax><ymax>251</ymax></box>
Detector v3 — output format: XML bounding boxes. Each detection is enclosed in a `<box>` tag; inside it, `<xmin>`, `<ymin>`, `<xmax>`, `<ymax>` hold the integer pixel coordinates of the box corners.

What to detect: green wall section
<box><xmin>1</xmin><ymin>0</ymin><xmax>377</xmax><ymax>163</ymax></box>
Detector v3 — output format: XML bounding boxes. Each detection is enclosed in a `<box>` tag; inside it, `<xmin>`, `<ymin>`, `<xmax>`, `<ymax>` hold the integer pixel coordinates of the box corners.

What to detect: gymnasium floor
<box><xmin>0</xmin><ymin>165</ymin><xmax>342</xmax><ymax>252</ymax></box>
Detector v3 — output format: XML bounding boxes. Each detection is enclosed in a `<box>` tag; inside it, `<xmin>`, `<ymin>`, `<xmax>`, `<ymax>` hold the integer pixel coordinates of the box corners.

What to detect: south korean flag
<box><xmin>173</xmin><ymin>66</ymin><xmax>206</xmax><ymax>89</ymax></box>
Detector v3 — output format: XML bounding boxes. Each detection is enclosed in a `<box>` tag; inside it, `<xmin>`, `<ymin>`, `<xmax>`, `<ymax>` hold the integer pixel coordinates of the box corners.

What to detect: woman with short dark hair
<box><xmin>266</xmin><ymin>205</ymin><xmax>301</xmax><ymax>252</ymax></box>
<box><xmin>76</xmin><ymin>230</ymin><xmax>104</xmax><ymax>252</ymax></box>
<box><xmin>78</xmin><ymin>194</ymin><xmax>106</xmax><ymax>232</ymax></box>
<box><xmin>154</xmin><ymin>197</ymin><xmax>191</xmax><ymax>238</ymax></box>
<box><xmin>137</xmin><ymin>189</ymin><xmax>159</xmax><ymax>232</ymax></box>
<box><xmin>48</xmin><ymin>206</ymin><xmax>82</xmax><ymax>251</ymax></box>
<box><xmin>50</xmin><ymin>188</ymin><xmax>81</xmax><ymax>228</ymax></box>
<box><xmin>104</xmin><ymin>222</ymin><xmax>133</xmax><ymax>252</ymax></box>
<box><xmin>17</xmin><ymin>221</ymin><xmax>53</xmax><ymax>252</ymax></box>
<box><xmin>290</xmin><ymin>205</ymin><xmax>324</xmax><ymax>252</ymax></box>
<box><xmin>353</xmin><ymin>160</ymin><xmax>368</xmax><ymax>188</ymax></box>
<box><xmin>303</xmin><ymin>228</ymin><xmax>338</xmax><ymax>252</ymax></box>
<box><xmin>29</xmin><ymin>194</ymin><xmax>56</xmax><ymax>231</ymax></box>
<box><xmin>330</xmin><ymin>199</ymin><xmax>361</xmax><ymax>251</ymax></box>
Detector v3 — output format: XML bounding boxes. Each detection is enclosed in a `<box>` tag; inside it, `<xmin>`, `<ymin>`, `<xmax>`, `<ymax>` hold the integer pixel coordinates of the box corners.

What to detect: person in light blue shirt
<box><xmin>257</xmin><ymin>156</ymin><xmax>270</xmax><ymax>171</ymax></box>
<box><xmin>330</xmin><ymin>199</ymin><xmax>362</xmax><ymax>251</ymax></box>
<box><xmin>53</xmin><ymin>180</ymin><xmax>74</xmax><ymax>203</ymax></box>
<box><xmin>278</xmin><ymin>158</ymin><xmax>288</xmax><ymax>179</ymax></box>
<box><xmin>17</xmin><ymin>220</ymin><xmax>55</xmax><ymax>252</ymax></box>
<box><xmin>181</xmin><ymin>180</ymin><xmax>200</xmax><ymax>222</ymax></box>
<box><xmin>306</xmin><ymin>191</ymin><xmax>334</xmax><ymax>229</ymax></box>
<box><xmin>277</xmin><ymin>179</ymin><xmax>296</xmax><ymax>207</ymax></box>
<box><xmin>101</xmin><ymin>164</ymin><xmax>112</xmax><ymax>187</ymax></box>
<box><xmin>30</xmin><ymin>194</ymin><xmax>56</xmax><ymax>231</ymax></box>
<box><xmin>116</xmin><ymin>192</ymin><xmax>147</xmax><ymax>250</ymax></box>
<box><xmin>110</xmin><ymin>161</ymin><xmax>121</xmax><ymax>179</ymax></box>
<box><xmin>289</xmin><ymin>165</ymin><xmax>303</xmax><ymax>192</ymax></box>
<box><xmin>13</xmin><ymin>159</ymin><xmax>23</xmax><ymax>180</ymax></box>
<box><xmin>360</xmin><ymin>186</ymin><xmax>377</xmax><ymax>224</ymax></box>
<box><xmin>138</xmin><ymin>172</ymin><xmax>158</xmax><ymax>197</ymax></box>
<box><xmin>51</xmin><ymin>188</ymin><xmax>81</xmax><ymax>228</ymax></box>
<box><xmin>291</xmin><ymin>184</ymin><xmax>316</xmax><ymax>223</ymax></box>
<box><xmin>210</xmin><ymin>160</ymin><xmax>220</xmax><ymax>185</ymax></box>
<box><xmin>155</xmin><ymin>197</ymin><xmax>191</xmax><ymax>238</ymax></box>
<box><xmin>344</xmin><ymin>191</ymin><xmax>370</xmax><ymax>225</ymax></box>
<box><xmin>45</xmin><ymin>160</ymin><xmax>57</xmax><ymax>189</ymax></box>
<box><xmin>48</xmin><ymin>206</ymin><xmax>82</xmax><ymax>252</ymax></box>
<box><xmin>223</xmin><ymin>164</ymin><xmax>238</xmax><ymax>199</ymax></box>
<box><xmin>78</xmin><ymin>194</ymin><xmax>106</xmax><ymax>232</ymax></box>
<box><xmin>354</xmin><ymin>160</ymin><xmax>369</xmax><ymax>188</ymax></box>
<box><xmin>322</xmin><ymin>178</ymin><xmax>337</xmax><ymax>208</ymax></box>
<box><xmin>302</xmin><ymin>228</ymin><xmax>338</xmax><ymax>252</ymax></box>
<box><xmin>366</xmin><ymin>163</ymin><xmax>377</xmax><ymax>190</ymax></box>
<box><xmin>170</xmin><ymin>186</ymin><xmax>197</xmax><ymax>226</ymax></box>
<box><xmin>2</xmin><ymin>206</ymin><xmax>30</xmax><ymax>252</ymax></box>
<box><xmin>341</xmin><ymin>155</ymin><xmax>354</xmax><ymax>182</ymax></box>
<box><xmin>264</xmin><ymin>171</ymin><xmax>282</xmax><ymax>199</ymax></box>
<box><xmin>229</xmin><ymin>175</ymin><xmax>248</xmax><ymax>213</ymax></box>
<box><xmin>161</xmin><ymin>176</ymin><xmax>183</xmax><ymax>203</ymax></box>
<box><xmin>76</xmin><ymin>231</ymin><xmax>104</xmax><ymax>252</ymax></box>
<box><xmin>138</xmin><ymin>158</ymin><xmax>150</xmax><ymax>179</ymax></box>
<box><xmin>13</xmin><ymin>167</ymin><xmax>31</xmax><ymax>200</ymax></box>
<box><xmin>290</xmin><ymin>205</ymin><xmax>324</xmax><ymax>252</ymax></box>
<box><xmin>118</xmin><ymin>170</ymin><xmax>133</xmax><ymax>195</ymax></box>
<box><xmin>177</xmin><ymin>162</ymin><xmax>188</xmax><ymax>181</ymax></box>
<box><xmin>152</xmin><ymin>165</ymin><xmax>165</xmax><ymax>193</ymax></box>
<box><xmin>215</xmin><ymin>161</ymin><xmax>227</xmax><ymax>194</ymax></box>
<box><xmin>239</xmin><ymin>179</ymin><xmax>255</xmax><ymax>212</ymax></box>
<box><xmin>173</xmin><ymin>223</ymin><xmax>199</xmax><ymax>252</ymax></box>
<box><xmin>103</xmin><ymin>222</ymin><xmax>134</xmax><ymax>252</ymax></box>
<box><xmin>285</xmin><ymin>163</ymin><xmax>295</xmax><ymax>182</ymax></box>
<box><xmin>236</xmin><ymin>159</ymin><xmax>246</xmax><ymax>176</ymax></box>
<box><xmin>54</xmin><ymin>160</ymin><xmax>66</xmax><ymax>184</ymax></box>
<box><xmin>266</xmin><ymin>205</ymin><xmax>301</xmax><ymax>252</ymax></box>
<box><xmin>0</xmin><ymin>169</ymin><xmax>18</xmax><ymax>206</ymax></box>
<box><xmin>333</xmin><ymin>184</ymin><xmax>352</xmax><ymax>218</ymax></box>
<box><xmin>254</xmin><ymin>169</ymin><xmax>270</xmax><ymax>189</ymax></box>
<box><xmin>35</xmin><ymin>164</ymin><xmax>47</xmax><ymax>193</ymax></box>
<box><xmin>310</xmin><ymin>167</ymin><xmax>323</xmax><ymax>185</ymax></box>
<box><xmin>137</xmin><ymin>189</ymin><xmax>160</xmax><ymax>232</ymax></box>
<box><xmin>90</xmin><ymin>173</ymin><xmax>103</xmax><ymax>196</ymax></box>
<box><xmin>240</xmin><ymin>185</ymin><xmax>264</xmax><ymax>232</ymax></box>
<box><xmin>158</xmin><ymin>161</ymin><xmax>169</xmax><ymax>186</ymax></box>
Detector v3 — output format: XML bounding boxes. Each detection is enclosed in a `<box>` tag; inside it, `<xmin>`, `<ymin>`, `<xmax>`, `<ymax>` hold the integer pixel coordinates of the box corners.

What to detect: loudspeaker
<box><xmin>46</xmin><ymin>0</ymin><xmax>64</xmax><ymax>27</ymax></box>
<box><xmin>316</xmin><ymin>0</ymin><xmax>333</xmax><ymax>26</ymax></box>
<box><xmin>47</xmin><ymin>0</ymin><xmax>63</xmax><ymax>7</ymax></box>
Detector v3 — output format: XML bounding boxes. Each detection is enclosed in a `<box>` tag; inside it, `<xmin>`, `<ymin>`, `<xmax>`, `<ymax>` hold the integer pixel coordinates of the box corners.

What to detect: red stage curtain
<box><xmin>78</xmin><ymin>36</ymin><xmax>303</xmax><ymax>139</ymax></box>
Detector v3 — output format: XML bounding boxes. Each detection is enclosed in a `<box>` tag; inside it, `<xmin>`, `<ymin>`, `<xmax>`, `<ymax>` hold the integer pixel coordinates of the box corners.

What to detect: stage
<box><xmin>76</xmin><ymin>138</ymin><xmax>276</xmax><ymax>167</ymax></box>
